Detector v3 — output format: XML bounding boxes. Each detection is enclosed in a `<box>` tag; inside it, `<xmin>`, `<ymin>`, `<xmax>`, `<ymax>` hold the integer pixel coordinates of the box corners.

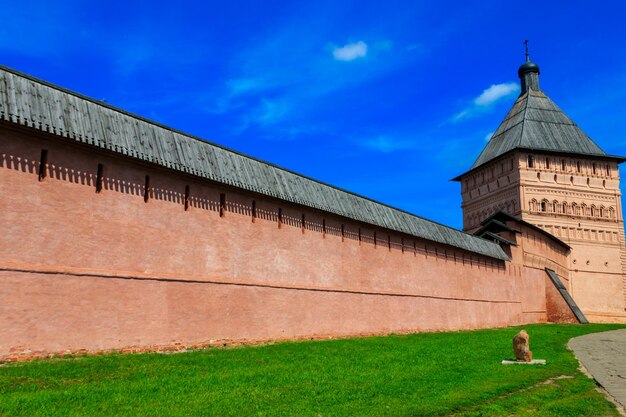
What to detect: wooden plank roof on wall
<box><xmin>0</xmin><ymin>65</ymin><xmax>508</xmax><ymax>261</ymax></box>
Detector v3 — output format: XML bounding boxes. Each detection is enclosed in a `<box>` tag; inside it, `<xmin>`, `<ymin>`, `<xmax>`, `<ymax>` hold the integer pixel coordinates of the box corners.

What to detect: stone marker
<box><xmin>513</xmin><ymin>330</ymin><xmax>532</xmax><ymax>362</ymax></box>
<box><xmin>501</xmin><ymin>330</ymin><xmax>546</xmax><ymax>365</ymax></box>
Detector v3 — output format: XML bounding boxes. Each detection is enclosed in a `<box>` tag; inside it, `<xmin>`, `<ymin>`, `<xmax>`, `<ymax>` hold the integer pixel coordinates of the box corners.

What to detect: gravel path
<box><xmin>569</xmin><ymin>329</ymin><xmax>626</xmax><ymax>410</ymax></box>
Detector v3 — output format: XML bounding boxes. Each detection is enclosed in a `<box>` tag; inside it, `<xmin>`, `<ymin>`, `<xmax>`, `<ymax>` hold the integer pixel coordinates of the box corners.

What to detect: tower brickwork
<box><xmin>461</xmin><ymin>154</ymin><xmax>522</xmax><ymax>232</ymax></box>
<box><xmin>519</xmin><ymin>152</ymin><xmax>625</xmax><ymax>321</ymax></box>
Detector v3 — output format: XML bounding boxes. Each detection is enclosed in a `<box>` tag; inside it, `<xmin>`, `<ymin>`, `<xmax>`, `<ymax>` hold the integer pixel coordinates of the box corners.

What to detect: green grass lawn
<box><xmin>1</xmin><ymin>324</ymin><xmax>624</xmax><ymax>416</ymax></box>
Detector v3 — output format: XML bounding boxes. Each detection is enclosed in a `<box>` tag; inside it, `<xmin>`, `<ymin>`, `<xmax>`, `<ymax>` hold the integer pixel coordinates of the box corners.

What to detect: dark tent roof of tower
<box><xmin>0</xmin><ymin>65</ymin><xmax>508</xmax><ymax>261</ymax></box>
<box><xmin>453</xmin><ymin>62</ymin><xmax>625</xmax><ymax>180</ymax></box>
<box><xmin>472</xmin><ymin>89</ymin><xmax>616</xmax><ymax>169</ymax></box>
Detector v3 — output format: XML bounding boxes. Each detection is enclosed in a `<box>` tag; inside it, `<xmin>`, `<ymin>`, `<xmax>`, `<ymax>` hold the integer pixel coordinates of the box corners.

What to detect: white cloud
<box><xmin>453</xmin><ymin>81</ymin><xmax>519</xmax><ymax>122</ymax></box>
<box><xmin>484</xmin><ymin>131</ymin><xmax>495</xmax><ymax>142</ymax></box>
<box><xmin>474</xmin><ymin>82</ymin><xmax>519</xmax><ymax>106</ymax></box>
<box><xmin>333</xmin><ymin>41</ymin><xmax>368</xmax><ymax>61</ymax></box>
<box><xmin>452</xmin><ymin>110</ymin><xmax>469</xmax><ymax>122</ymax></box>
<box><xmin>215</xmin><ymin>29</ymin><xmax>402</xmax><ymax>135</ymax></box>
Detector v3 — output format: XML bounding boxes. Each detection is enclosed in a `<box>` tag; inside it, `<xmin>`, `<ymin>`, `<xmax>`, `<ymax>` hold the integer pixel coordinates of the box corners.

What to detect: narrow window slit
<box><xmin>38</xmin><ymin>149</ymin><xmax>48</xmax><ymax>181</ymax></box>
<box><xmin>388</xmin><ymin>235</ymin><xmax>391</xmax><ymax>251</ymax></box>
<box><xmin>278</xmin><ymin>208</ymin><xmax>283</xmax><ymax>228</ymax></box>
<box><xmin>95</xmin><ymin>163</ymin><xmax>104</xmax><ymax>193</ymax></box>
<box><xmin>374</xmin><ymin>232</ymin><xmax>377</xmax><ymax>248</ymax></box>
<box><xmin>341</xmin><ymin>224</ymin><xmax>345</xmax><ymax>242</ymax></box>
<box><xmin>301</xmin><ymin>213</ymin><xmax>306</xmax><ymax>233</ymax></box>
<box><xmin>401</xmin><ymin>238</ymin><xmax>405</xmax><ymax>254</ymax></box>
<box><xmin>220</xmin><ymin>193</ymin><xmax>226</xmax><ymax>217</ymax></box>
<box><xmin>252</xmin><ymin>200</ymin><xmax>257</xmax><ymax>222</ymax></box>
<box><xmin>358</xmin><ymin>227</ymin><xmax>362</xmax><ymax>244</ymax></box>
<box><xmin>322</xmin><ymin>219</ymin><xmax>326</xmax><ymax>238</ymax></box>
<box><xmin>184</xmin><ymin>185</ymin><xmax>190</xmax><ymax>211</ymax></box>
<box><xmin>143</xmin><ymin>175</ymin><xmax>150</xmax><ymax>202</ymax></box>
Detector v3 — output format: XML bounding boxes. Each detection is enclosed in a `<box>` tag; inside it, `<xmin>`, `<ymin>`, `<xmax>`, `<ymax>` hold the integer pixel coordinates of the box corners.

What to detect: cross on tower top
<box><xmin>524</xmin><ymin>40</ymin><xmax>530</xmax><ymax>62</ymax></box>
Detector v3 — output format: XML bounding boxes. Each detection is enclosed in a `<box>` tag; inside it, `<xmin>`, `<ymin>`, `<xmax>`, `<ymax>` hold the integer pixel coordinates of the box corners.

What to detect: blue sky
<box><xmin>2</xmin><ymin>1</ymin><xmax>626</xmax><ymax>229</ymax></box>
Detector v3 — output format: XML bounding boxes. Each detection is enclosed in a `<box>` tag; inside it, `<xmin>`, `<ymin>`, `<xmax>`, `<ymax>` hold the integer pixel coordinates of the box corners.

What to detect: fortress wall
<box><xmin>562</xmin><ymin>239</ymin><xmax>625</xmax><ymax>320</ymax></box>
<box><xmin>1</xmin><ymin>270</ymin><xmax>525</xmax><ymax>360</ymax></box>
<box><xmin>1</xmin><ymin>125</ymin><xmax>547</xmax><ymax>361</ymax></box>
<box><xmin>572</xmin><ymin>269</ymin><xmax>626</xmax><ymax>322</ymax></box>
<box><xmin>517</xmin><ymin>151</ymin><xmax>626</xmax><ymax>322</ymax></box>
<box><xmin>521</xmin><ymin>220</ymin><xmax>626</xmax><ymax>322</ymax></box>
<box><xmin>506</xmin><ymin>224</ymin><xmax>578</xmax><ymax>322</ymax></box>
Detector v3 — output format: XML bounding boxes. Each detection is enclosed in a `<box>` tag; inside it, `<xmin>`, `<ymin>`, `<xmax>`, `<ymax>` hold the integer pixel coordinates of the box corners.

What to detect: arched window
<box><xmin>541</xmin><ymin>200</ymin><xmax>547</xmax><ymax>212</ymax></box>
<box><xmin>572</xmin><ymin>203</ymin><xmax>580</xmax><ymax>216</ymax></box>
<box><xmin>609</xmin><ymin>207</ymin><xmax>615</xmax><ymax>219</ymax></box>
<box><xmin>552</xmin><ymin>201</ymin><xmax>558</xmax><ymax>213</ymax></box>
<box><xmin>600</xmin><ymin>206</ymin><xmax>605</xmax><ymax>218</ymax></box>
<box><xmin>562</xmin><ymin>202</ymin><xmax>568</xmax><ymax>215</ymax></box>
<box><xmin>527</xmin><ymin>155</ymin><xmax>535</xmax><ymax>168</ymax></box>
<box><xmin>581</xmin><ymin>204</ymin><xmax>587</xmax><ymax>216</ymax></box>
<box><xmin>590</xmin><ymin>206</ymin><xmax>596</xmax><ymax>217</ymax></box>
<box><xmin>530</xmin><ymin>199</ymin><xmax>538</xmax><ymax>211</ymax></box>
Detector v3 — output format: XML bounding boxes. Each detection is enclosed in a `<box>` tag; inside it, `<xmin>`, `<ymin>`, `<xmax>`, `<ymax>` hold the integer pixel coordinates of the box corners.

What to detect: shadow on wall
<box><xmin>0</xmin><ymin>147</ymin><xmax>507</xmax><ymax>271</ymax></box>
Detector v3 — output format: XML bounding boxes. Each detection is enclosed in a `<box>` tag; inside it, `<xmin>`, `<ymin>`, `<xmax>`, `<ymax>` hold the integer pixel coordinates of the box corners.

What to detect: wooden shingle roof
<box><xmin>0</xmin><ymin>65</ymin><xmax>508</xmax><ymax>261</ymax></box>
<box><xmin>470</xmin><ymin>88</ymin><xmax>612</xmax><ymax>170</ymax></box>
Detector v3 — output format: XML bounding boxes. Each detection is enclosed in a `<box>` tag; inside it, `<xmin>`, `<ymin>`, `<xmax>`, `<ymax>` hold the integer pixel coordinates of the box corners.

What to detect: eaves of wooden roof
<box><xmin>0</xmin><ymin>65</ymin><xmax>509</xmax><ymax>261</ymax></box>
<box><xmin>478</xmin><ymin>211</ymin><xmax>571</xmax><ymax>250</ymax></box>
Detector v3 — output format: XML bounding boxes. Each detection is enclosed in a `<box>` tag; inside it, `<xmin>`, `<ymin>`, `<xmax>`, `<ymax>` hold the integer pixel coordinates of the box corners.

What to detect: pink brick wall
<box><xmin>0</xmin><ymin>125</ymin><xmax>555</xmax><ymax>361</ymax></box>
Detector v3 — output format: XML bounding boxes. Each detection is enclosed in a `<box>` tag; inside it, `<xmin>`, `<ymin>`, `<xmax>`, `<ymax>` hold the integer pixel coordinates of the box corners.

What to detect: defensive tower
<box><xmin>454</xmin><ymin>51</ymin><xmax>626</xmax><ymax>322</ymax></box>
